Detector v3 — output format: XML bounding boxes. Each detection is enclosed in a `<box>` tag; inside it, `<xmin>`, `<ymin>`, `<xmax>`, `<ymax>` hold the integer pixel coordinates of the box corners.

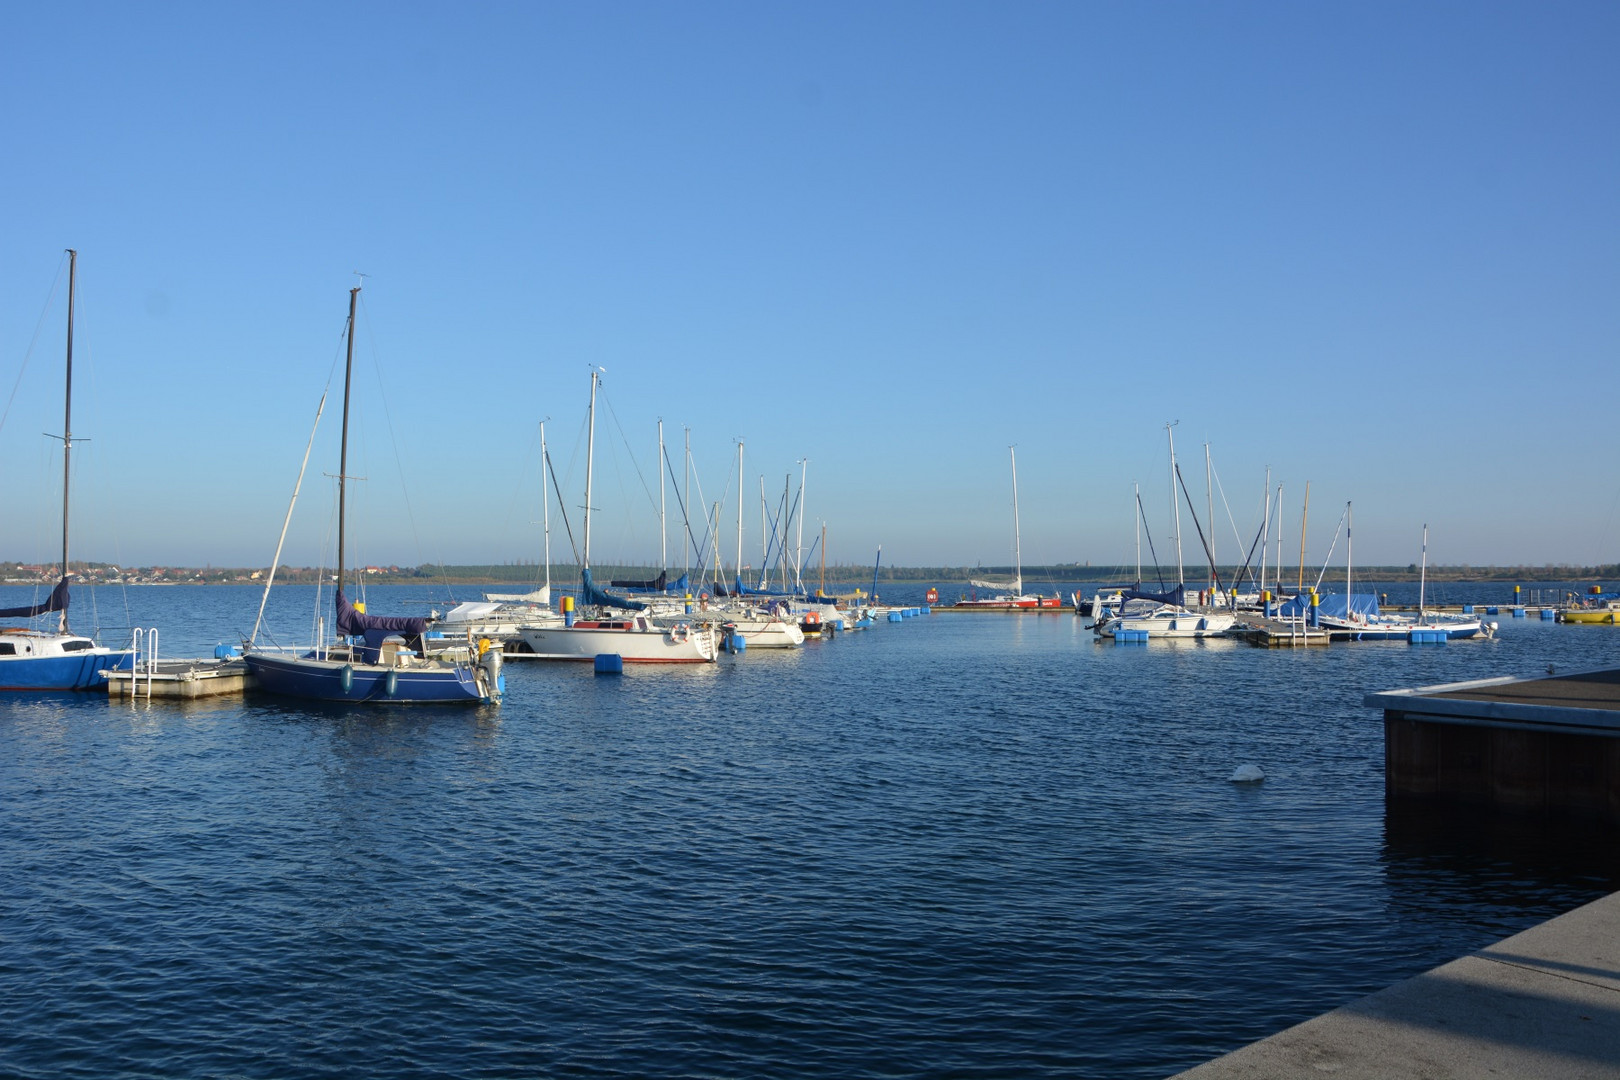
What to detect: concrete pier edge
<box><xmin>1168</xmin><ymin>889</ymin><xmax>1620</xmax><ymax>1078</ymax></box>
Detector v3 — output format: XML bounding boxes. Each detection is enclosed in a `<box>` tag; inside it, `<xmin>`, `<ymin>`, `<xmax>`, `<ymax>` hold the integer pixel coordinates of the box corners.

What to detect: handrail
<box><xmin>130</xmin><ymin>627</ymin><xmax>157</xmax><ymax>699</ymax></box>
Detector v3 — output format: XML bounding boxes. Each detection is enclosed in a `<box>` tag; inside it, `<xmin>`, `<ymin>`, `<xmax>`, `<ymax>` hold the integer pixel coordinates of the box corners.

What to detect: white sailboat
<box><xmin>952</xmin><ymin>446</ymin><xmax>1061</xmax><ymax>610</ymax></box>
<box><xmin>1095</xmin><ymin>424</ymin><xmax>1236</xmax><ymax>639</ymax></box>
<box><xmin>518</xmin><ymin>370</ymin><xmax>717</xmax><ymax>663</ymax></box>
<box><xmin>429</xmin><ymin>419</ymin><xmax>563</xmax><ymax>652</ymax></box>
<box><xmin>0</xmin><ymin>250</ymin><xmax>135</xmax><ymax>690</ymax></box>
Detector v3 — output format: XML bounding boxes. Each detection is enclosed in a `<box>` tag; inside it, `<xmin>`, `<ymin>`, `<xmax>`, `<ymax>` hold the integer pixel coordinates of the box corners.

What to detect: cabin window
<box><xmin>61</xmin><ymin>640</ymin><xmax>95</xmax><ymax>652</ymax></box>
<box><xmin>0</xmin><ymin>643</ymin><xmax>13</xmax><ymax>655</ymax></box>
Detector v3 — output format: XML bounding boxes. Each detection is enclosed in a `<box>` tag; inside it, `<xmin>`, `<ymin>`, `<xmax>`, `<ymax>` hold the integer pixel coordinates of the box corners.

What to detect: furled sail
<box><xmin>580</xmin><ymin>568</ymin><xmax>646</xmax><ymax>611</ymax></box>
<box><xmin>0</xmin><ymin>577</ymin><xmax>70</xmax><ymax>620</ymax></box>
<box><xmin>484</xmin><ymin>585</ymin><xmax>550</xmax><ymax>605</ymax></box>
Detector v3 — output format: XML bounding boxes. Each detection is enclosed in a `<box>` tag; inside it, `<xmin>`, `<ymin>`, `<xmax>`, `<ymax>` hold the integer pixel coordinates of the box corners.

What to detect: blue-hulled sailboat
<box><xmin>243</xmin><ymin>286</ymin><xmax>502</xmax><ymax>704</ymax></box>
<box><xmin>0</xmin><ymin>250</ymin><xmax>134</xmax><ymax>690</ymax></box>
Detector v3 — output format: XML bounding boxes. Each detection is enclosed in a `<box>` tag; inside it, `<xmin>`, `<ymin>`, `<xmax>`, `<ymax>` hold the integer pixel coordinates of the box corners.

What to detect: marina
<box><xmin>6</xmin><ymin>581</ymin><xmax>1620</xmax><ymax>1079</ymax></box>
<box><xmin>6</xmin><ymin>5</ymin><xmax>1617</xmax><ymax>1078</ymax></box>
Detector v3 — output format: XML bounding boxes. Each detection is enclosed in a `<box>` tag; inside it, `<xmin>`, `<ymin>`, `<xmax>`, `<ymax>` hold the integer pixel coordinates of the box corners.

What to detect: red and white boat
<box><xmin>949</xmin><ymin>446</ymin><xmax>1062</xmax><ymax>611</ymax></box>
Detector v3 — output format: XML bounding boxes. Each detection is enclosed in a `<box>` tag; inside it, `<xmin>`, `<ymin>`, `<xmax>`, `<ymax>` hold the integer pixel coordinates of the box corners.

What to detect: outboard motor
<box><xmin>479</xmin><ymin>642</ymin><xmax>504</xmax><ymax>697</ymax></box>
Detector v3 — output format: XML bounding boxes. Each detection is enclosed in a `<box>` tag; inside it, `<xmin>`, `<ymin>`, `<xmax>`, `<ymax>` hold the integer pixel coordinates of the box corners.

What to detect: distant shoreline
<box><xmin>3</xmin><ymin>563</ymin><xmax>1613</xmax><ymax>589</ymax></box>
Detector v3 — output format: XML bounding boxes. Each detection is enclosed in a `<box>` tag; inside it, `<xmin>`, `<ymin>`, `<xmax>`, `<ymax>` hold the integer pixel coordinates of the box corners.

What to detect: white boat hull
<box><xmin>519</xmin><ymin>617</ymin><xmax>717</xmax><ymax>662</ymax></box>
<box><xmin>1098</xmin><ymin>608</ymin><xmax>1236</xmax><ymax>639</ymax></box>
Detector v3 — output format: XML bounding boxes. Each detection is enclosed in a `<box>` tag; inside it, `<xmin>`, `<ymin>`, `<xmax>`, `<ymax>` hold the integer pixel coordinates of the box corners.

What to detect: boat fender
<box><xmin>477</xmin><ymin>637</ymin><xmax>492</xmax><ymax>656</ymax></box>
<box><xmin>385</xmin><ymin>669</ymin><xmax>398</xmax><ymax>697</ymax></box>
<box><xmin>340</xmin><ymin>664</ymin><xmax>354</xmax><ymax>694</ymax></box>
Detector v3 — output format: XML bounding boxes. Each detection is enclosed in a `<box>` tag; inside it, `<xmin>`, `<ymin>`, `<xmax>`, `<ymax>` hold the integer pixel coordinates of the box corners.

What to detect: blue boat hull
<box><xmin>0</xmin><ymin>650</ymin><xmax>133</xmax><ymax>691</ymax></box>
<box><xmin>244</xmin><ymin>653</ymin><xmax>495</xmax><ymax>704</ymax></box>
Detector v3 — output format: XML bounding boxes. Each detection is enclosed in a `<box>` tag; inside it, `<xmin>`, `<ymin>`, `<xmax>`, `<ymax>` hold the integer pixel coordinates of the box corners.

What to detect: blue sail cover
<box><xmin>336</xmin><ymin>588</ymin><xmax>429</xmax><ymax>660</ymax></box>
<box><xmin>1123</xmin><ymin>585</ymin><xmax>1185</xmax><ymax>607</ymax></box>
<box><xmin>0</xmin><ymin>577</ymin><xmax>70</xmax><ymax>620</ymax></box>
<box><xmin>580</xmin><ymin>568</ymin><xmax>646</xmax><ymax>611</ymax></box>
<box><xmin>1278</xmin><ymin>592</ymin><xmax>1381</xmax><ymax>619</ymax></box>
<box><xmin>609</xmin><ymin>569</ymin><xmax>668</xmax><ymax>592</ymax></box>
<box><xmin>736</xmin><ymin>573</ymin><xmax>807</xmax><ymax>600</ymax></box>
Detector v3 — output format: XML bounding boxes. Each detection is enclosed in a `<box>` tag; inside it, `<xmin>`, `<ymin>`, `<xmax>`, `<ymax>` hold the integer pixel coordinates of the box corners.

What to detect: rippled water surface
<box><xmin>3</xmin><ymin>583</ymin><xmax>1618</xmax><ymax>1079</ymax></box>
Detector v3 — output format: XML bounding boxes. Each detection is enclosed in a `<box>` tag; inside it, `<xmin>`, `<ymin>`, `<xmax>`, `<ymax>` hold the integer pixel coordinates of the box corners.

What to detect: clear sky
<box><xmin>4</xmin><ymin>2</ymin><xmax>1616</xmax><ymax>576</ymax></box>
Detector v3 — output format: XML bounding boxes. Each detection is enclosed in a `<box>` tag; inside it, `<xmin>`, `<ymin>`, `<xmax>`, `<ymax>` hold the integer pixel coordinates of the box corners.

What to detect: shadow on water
<box><xmin>1380</xmin><ymin>800</ymin><xmax>1620</xmax><ymax>934</ymax></box>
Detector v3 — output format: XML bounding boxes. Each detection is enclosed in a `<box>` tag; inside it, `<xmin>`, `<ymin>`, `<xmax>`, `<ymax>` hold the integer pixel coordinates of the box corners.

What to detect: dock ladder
<box><xmin>130</xmin><ymin>627</ymin><xmax>158</xmax><ymax>700</ymax></box>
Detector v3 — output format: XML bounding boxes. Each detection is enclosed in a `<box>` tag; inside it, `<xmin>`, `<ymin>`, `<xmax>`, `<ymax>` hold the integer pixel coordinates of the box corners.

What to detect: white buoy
<box><xmin>1229</xmin><ymin>764</ymin><xmax>1265</xmax><ymax>784</ymax></box>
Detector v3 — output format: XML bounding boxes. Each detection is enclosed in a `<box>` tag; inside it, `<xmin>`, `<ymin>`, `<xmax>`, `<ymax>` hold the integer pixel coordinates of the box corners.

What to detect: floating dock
<box><xmin>1236</xmin><ymin>616</ymin><xmax>1331</xmax><ymax>647</ymax></box>
<box><xmin>1366</xmin><ymin>667</ymin><xmax>1620</xmax><ymax>826</ymax></box>
<box><xmin>1169</xmin><ymin>888</ymin><xmax>1620</xmax><ymax>1078</ymax></box>
<box><xmin>932</xmin><ymin>604</ymin><xmax>1073</xmax><ymax>614</ymax></box>
<box><xmin>105</xmin><ymin>658</ymin><xmax>254</xmax><ymax>699</ymax></box>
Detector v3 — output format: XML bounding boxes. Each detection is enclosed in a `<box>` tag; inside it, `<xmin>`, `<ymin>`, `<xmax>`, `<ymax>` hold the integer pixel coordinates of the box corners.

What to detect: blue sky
<box><xmin>3</xmin><ymin>2</ymin><xmax>1616</xmax><ymax>575</ymax></box>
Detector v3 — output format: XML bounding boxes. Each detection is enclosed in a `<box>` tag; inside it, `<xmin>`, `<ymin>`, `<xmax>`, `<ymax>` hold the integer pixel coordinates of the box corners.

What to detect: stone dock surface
<box><xmin>1168</xmin><ymin>889</ymin><xmax>1620</xmax><ymax>1078</ymax></box>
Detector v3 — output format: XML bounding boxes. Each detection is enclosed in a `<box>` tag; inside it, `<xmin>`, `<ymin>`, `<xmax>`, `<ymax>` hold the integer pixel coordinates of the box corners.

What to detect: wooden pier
<box><xmin>1366</xmin><ymin>667</ymin><xmax>1620</xmax><ymax>826</ymax></box>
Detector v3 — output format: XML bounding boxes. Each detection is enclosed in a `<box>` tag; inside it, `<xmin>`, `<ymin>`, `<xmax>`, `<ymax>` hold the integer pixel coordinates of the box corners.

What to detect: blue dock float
<box><xmin>594</xmin><ymin>653</ymin><xmax>623</xmax><ymax>674</ymax></box>
<box><xmin>1409</xmin><ymin>629</ymin><xmax>1448</xmax><ymax>644</ymax></box>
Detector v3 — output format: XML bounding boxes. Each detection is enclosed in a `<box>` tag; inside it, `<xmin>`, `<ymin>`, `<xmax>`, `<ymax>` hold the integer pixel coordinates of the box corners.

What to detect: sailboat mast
<box><xmin>1167</xmin><ymin>423</ymin><xmax>1183</xmax><ymax>587</ymax></box>
<box><xmin>1205</xmin><ymin>443</ymin><xmax>1215</xmax><ymax>599</ymax></box>
<box><xmin>658</xmin><ymin>419</ymin><xmax>666</xmax><ymax>571</ymax></box>
<box><xmin>735</xmin><ymin>439</ymin><xmax>744</xmax><ymax>588</ymax></box>
<box><xmin>683</xmin><ymin>428</ymin><xmax>691</xmax><ymax>578</ymax></box>
<box><xmin>1009</xmin><ymin>445</ymin><xmax>1023</xmax><ymax>595</ymax></box>
<box><xmin>796</xmin><ymin>458</ymin><xmax>808</xmax><ymax>593</ymax></box>
<box><xmin>1273</xmin><ymin>483</ymin><xmax>1284</xmax><ymax>594</ymax></box>
<box><xmin>760</xmin><ymin>475</ymin><xmax>767</xmax><ymax>588</ymax></box>
<box><xmin>541</xmin><ymin>419</ymin><xmax>551</xmax><ymax>594</ymax></box>
<box><xmin>59</xmin><ymin>249</ymin><xmax>77</xmax><ymax>632</ymax></box>
<box><xmin>1418</xmin><ymin>523</ymin><xmax>1428</xmax><ymax>621</ymax></box>
<box><xmin>820</xmin><ymin>523</ymin><xmax>826</xmax><ymax>594</ymax></box>
<box><xmin>1259</xmin><ymin>469</ymin><xmax>1271</xmax><ymax>599</ymax></box>
<box><xmin>1346</xmin><ymin>501</ymin><xmax>1353</xmax><ymax>611</ymax></box>
<box><xmin>1297</xmin><ymin>481</ymin><xmax>1310</xmax><ymax>595</ymax></box>
<box><xmin>583</xmin><ymin>370</ymin><xmax>598</xmax><ymax>570</ymax></box>
<box><xmin>337</xmin><ymin>285</ymin><xmax>359</xmax><ymax>599</ymax></box>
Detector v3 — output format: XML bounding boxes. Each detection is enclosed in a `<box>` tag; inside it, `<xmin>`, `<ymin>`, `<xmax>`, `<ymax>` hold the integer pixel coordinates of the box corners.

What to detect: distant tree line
<box><xmin>6</xmin><ymin>559</ymin><xmax>1615</xmax><ymax>587</ymax></box>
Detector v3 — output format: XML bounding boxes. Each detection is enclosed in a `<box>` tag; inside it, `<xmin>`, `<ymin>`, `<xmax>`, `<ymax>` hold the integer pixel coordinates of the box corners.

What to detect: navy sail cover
<box><xmin>1122</xmin><ymin>585</ymin><xmax>1185</xmax><ymax>608</ymax></box>
<box><xmin>0</xmin><ymin>577</ymin><xmax>70</xmax><ymax>620</ymax></box>
<box><xmin>336</xmin><ymin>588</ymin><xmax>429</xmax><ymax>659</ymax></box>
<box><xmin>609</xmin><ymin>569</ymin><xmax>669</xmax><ymax>592</ymax></box>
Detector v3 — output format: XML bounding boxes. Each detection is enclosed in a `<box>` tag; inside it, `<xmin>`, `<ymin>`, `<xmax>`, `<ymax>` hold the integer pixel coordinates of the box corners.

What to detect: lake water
<box><xmin>3</xmin><ymin>582</ymin><xmax>1618</xmax><ymax>1079</ymax></box>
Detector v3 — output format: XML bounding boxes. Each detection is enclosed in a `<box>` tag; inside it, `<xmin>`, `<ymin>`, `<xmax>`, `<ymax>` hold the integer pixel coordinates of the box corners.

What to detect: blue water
<box><xmin>3</xmin><ymin>583</ymin><xmax>1618</xmax><ymax>1079</ymax></box>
